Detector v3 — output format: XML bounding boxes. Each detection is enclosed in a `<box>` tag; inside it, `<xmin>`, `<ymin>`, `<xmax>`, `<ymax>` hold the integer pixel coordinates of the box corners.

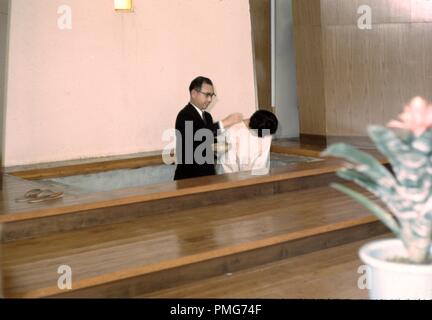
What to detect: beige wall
<box><xmin>322</xmin><ymin>0</ymin><xmax>432</xmax><ymax>136</ymax></box>
<box><xmin>293</xmin><ymin>0</ymin><xmax>326</xmax><ymax>135</ymax></box>
<box><xmin>0</xmin><ymin>0</ymin><xmax>9</xmax><ymax>169</ymax></box>
<box><xmin>4</xmin><ymin>0</ymin><xmax>257</xmax><ymax>166</ymax></box>
<box><xmin>293</xmin><ymin>0</ymin><xmax>432</xmax><ymax>137</ymax></box>
<box><xmin>0</xmin><ymin>0</ymin><xmax>6</xmax><ymax>294</ymax></box>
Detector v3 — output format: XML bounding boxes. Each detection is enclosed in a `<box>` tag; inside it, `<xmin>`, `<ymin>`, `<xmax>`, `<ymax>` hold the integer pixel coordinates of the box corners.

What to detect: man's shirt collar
<box><xmin>190</xmin><ymin>103</ymin><xmax>204</xmax><ymax>118</ymax></box>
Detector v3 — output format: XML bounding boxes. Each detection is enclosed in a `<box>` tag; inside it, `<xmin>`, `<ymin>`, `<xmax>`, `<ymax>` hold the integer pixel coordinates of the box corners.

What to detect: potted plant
<box><xmin>322</xmin><ymin>97</ymin><xmax>432</xmax><ymax>299</ymax></box>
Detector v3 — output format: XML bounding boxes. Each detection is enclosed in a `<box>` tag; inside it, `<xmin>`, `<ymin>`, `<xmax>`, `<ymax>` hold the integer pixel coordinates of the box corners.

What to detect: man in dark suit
<box><xmin>174</xmin><ymin>76</ymin><xmax>242</xmax><ymax>180</ymax></box>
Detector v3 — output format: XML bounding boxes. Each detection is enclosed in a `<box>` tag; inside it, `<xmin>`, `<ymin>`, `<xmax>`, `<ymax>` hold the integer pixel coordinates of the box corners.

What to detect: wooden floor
<box><xmin>0</xmin><ymin>141</ymin><xmax>387</xmax><ymax>225</ymax></box>
<box><xmin>2</xmin><ymin>183</ymin><xmax>384</xmax><ymax>298</ymax></box>
<box><xmin>0</xmin><ymin>158</ymin><xmax>344</xmax><ymax>223</ymax></box>
<box><xmin>0</xmin><ymin>141</ymin><xmax>390</xmax><ymax>298</ymax></box>
<box><xmin>0</xmin><ymin>143</ymin><xmax>387</xmax><ymax>243</ymax></box>
<box><xmin>140</xmin><ymin>235</ymin><xmax>390</xmax><ymax>299</ymax></box>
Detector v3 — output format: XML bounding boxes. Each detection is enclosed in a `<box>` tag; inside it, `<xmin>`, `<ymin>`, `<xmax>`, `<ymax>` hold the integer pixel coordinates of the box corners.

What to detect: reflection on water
<box><xmin>270</xmin><ymin>153</ymin><xmax>321</xmax><ymax>168</ymax></box>
<box><xmin>40</xmin><ymin>153</ymin><xmax>322</xmax><ymax>193</ymax></box>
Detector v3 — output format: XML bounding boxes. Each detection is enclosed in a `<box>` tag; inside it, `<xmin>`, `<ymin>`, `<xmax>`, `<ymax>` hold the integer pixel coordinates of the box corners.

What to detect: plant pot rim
<box><xmin>359</xmin><ymin>238</ymin><xmax>432</xmax><ymax>274</ymax></box>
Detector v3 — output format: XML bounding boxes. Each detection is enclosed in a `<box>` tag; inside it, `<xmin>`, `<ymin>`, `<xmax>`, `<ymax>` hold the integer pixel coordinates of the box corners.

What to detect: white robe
<box><xmin>216</xmin><ymin>121</ymin><xmax>272</xmax><ymax>175</ymax></box>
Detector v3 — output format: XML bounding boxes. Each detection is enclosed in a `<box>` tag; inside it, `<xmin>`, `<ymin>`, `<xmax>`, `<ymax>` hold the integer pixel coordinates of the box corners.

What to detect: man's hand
<box><xmin>221</xmin><ymin>113</ymin><xmax>243</xmax><ymax>128</ymax></box>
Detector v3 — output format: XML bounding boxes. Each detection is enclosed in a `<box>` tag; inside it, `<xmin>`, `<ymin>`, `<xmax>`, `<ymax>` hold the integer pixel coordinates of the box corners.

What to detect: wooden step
<box><xmin>139</xmin><ymin>235</ymin><xmax>390</xmax><ymax>299</ymax></box>
<box><xmin>1</xmin><ymin>143</ymin><xmax>389</xmax><ymax>242</ymax></box>
<box><xmin>1</xmin><ymin>159</ymin><xmax>341</xmax><ymax>224</ymax></box>
<box><xmin>1</xmin><ymin>184</ymin><xmax>388</xmax><ymax>298</ymax></box>
<box><xmin>0</xmin><ymin>162</ymin><xmax>344</xmax><ymax>242</ymax></box>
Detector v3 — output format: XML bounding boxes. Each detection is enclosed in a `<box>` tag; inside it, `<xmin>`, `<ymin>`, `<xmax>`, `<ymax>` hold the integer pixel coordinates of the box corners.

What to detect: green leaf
<box><xmin>367</xmin><ymin>126</ymin><xmax>411</xmax><ymax>169</ymax></box>
<box><xmin>368</xmin><ymin>125</ymin><xmax>410</xmax><ymax>153</ymax></box>
<box><xmin>322</xmin><ymin>143</ymin><xmax>394</xmax><ymax>182</ymax></box>
<box><xmin>336</xmin><ymin>168</ymin><xmax>400</xmax><ymax>213</ymax></box>
<box><xmin>337</xmin><ymin>169</ymin><xmax>386</xmax><ymax>196</ymax></box>
<box><xmin>331</xmin><ymin>183</ymin><xmax>401</xmax><ymax>237</ymax></box>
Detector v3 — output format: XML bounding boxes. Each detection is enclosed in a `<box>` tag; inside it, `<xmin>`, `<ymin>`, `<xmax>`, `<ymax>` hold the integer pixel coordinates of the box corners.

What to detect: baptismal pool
<box><xmin>40</xmin><ymin>153</ymin><xmax>322</xmax><ymax>193</ymax></box>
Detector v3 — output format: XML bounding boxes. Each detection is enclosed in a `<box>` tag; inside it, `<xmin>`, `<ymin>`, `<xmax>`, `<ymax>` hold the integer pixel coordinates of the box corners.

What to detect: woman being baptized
<box><xmin>217</xmin><ymin>110</ymin><xmax>278</xmax><ymax>175</ymax></box>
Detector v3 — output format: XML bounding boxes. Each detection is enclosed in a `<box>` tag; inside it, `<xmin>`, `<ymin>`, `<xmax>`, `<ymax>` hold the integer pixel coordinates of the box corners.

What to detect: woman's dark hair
<box><xmin>189</xmin><ymin>76</ymin><xmax>213</xmax><ymax>93</ymax></box>
<box><xmin>249</xmin><ymin>110</ymin><xmax>278</xmax><ymax>137</ymax></box>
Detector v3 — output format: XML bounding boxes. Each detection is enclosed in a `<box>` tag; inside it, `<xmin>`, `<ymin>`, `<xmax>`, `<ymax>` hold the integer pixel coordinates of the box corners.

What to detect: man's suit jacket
<box><xmin>174</xmin><ymin>103</ymin><xmax>220</xmax><ymax>180</ymax></box>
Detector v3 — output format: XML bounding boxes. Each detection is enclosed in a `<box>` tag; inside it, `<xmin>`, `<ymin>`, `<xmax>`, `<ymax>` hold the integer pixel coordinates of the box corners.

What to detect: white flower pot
<box><xmin>359</xmin><ymin>239</ymin><xmax>432</xmax><ymax>299</ymax></box>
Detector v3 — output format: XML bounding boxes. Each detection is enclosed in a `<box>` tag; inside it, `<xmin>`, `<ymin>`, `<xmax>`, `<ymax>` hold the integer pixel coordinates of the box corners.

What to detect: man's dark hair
<box><xmin>189</xmin><ymin>76</ymin><xmax>213</xmax><ymax>93</ymax></box>
<box><xmin>249</xmin><ymin>110</ymin><xmax>278</xmax><ymax>137</ymax></box>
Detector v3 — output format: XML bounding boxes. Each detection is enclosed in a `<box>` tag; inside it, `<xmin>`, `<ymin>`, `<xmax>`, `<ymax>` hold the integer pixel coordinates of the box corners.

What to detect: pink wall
<box><xmin>4</xmin><ymin>0</ymin><xmax>256</xmax><ymax>166</ymax></box>
<box><xmin>0</xmin><ymin>0</ymin><xmax>8</xmax><ymax>175</ymax></box>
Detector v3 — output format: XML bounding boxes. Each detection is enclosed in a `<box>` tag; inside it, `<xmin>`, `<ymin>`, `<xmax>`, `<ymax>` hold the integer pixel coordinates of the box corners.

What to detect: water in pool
<box><xmin>41</xmin><ymin>153</ymin><xmax>322</xmax><ymax>193</ymax></box>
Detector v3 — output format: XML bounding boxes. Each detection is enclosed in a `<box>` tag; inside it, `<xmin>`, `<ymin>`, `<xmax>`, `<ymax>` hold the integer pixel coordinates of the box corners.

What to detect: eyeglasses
<box><xmin>197</xmin><ymin>91</ymin><xmax>216</xmax><ymax>98</ymax></box>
